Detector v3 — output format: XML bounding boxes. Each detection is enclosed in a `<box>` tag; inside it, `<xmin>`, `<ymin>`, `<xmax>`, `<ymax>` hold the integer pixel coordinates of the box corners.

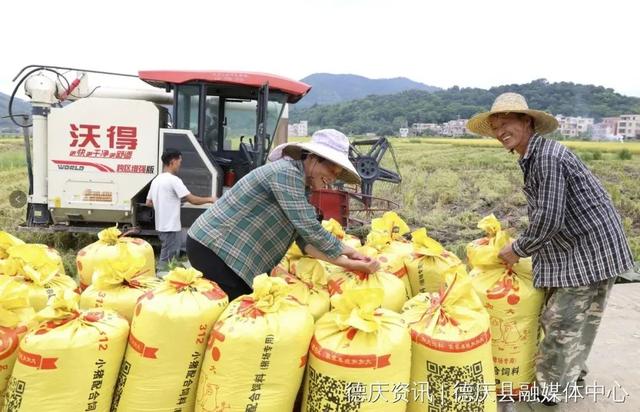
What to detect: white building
<box><xmin>399</xmin><ymin>128</ymin><xmax>409</xmax><ymax>137</ymax></box>
<box><xmin>412</xmin><ymin>123</ymin><xmax>441</xmax><ymax>135</ymax></box>
<box><xmin>591</xmin><ymin>122</ymin><xmax>623</xmax><ymax>141</ymax></box>
<box><xmin>442</xmin><ymin>119</ymin><xmax>468</xmax><ymax>136</ymax></box>
<box><xmin>618</xmin><ymin>115</ymin><xmax>640</xmax><ymax>139</ymax></box>
<box><xmin>288</xmin><ymin>120</ymin><xmax>308</xmax><ymax>137</ymax></box>
<box><xmin>555</xmin><ymin>115</ymin><xmax>594</xmax><ymax>138</ymax></box>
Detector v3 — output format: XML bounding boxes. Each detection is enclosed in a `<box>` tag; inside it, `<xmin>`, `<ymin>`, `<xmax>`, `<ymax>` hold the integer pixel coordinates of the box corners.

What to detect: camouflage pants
<box><xmin>536</xmin><ymin>277</ymin><xmax>616</xmax><ymax>388</ymax></box>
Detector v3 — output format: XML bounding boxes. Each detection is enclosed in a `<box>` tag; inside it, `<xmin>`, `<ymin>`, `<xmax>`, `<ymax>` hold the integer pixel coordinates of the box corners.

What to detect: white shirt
<box><xmin>147</xmin><ymin>172</ymin><xmax>190</xmax><ymax>232</ymax></box>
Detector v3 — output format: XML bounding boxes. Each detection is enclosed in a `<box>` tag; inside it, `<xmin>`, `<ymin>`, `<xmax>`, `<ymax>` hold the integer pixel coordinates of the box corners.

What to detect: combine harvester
<box><xmin>7</xmin><ymin>65</ymin><xmax>401</xmax><ymax>236</ymax></box>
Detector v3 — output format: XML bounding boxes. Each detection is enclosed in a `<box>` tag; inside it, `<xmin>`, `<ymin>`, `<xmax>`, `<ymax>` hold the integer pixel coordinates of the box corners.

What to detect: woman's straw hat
<box><xmin>466</xmin><ymin>92</ymin><xmax>558</xmax><ymax>137</ymax></box>
<box><xmin>268</xmin><ymin>129</ymin><xmax>360</xmax><ymax>184</ymax></box>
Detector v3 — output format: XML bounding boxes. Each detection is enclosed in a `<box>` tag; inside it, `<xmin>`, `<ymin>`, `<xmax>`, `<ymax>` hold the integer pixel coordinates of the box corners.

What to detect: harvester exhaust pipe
<box><xmin>24</xmin><ymin>74</ymin><xmax>57</xmax><ymax>224</ymax></box>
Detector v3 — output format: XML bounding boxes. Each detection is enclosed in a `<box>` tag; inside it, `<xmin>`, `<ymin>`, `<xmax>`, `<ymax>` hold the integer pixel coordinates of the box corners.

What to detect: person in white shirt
<box><xmin>146</xmin><ymin>149</ymin><xmax>215</xmax><ymax>270</ymax></box>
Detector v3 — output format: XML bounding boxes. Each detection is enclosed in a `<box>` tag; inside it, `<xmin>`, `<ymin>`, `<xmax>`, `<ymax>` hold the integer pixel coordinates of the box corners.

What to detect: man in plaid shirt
<box><xmin>468</xmin><ymin>93</ymin><xmax>634</xmax><ymax>405</ymax></box>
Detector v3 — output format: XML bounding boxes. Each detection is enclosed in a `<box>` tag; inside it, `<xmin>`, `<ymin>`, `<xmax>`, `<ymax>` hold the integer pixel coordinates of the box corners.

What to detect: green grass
<box><xmin>0</xmin><ymin>150</ymin><xmax>27</xmax><ymax>171</ymax></box>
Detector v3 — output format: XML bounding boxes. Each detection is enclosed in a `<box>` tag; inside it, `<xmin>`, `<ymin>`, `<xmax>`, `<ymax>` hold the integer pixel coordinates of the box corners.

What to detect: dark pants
<box><xmin>186</xmin><ymin>236</ymin><xmax>252</xmax><ymax>301</ymax></box>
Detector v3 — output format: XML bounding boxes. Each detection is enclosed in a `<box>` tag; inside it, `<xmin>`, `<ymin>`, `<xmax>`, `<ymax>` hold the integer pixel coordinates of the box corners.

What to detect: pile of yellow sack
<box><xmin>266</xmin><ymin>212</ymin><xmax>545</xmax><ymax>408</ymax></box>
<box><xmin>0</xmin><ymin>240</ymin><xmax>76</xmax><ymax>311</ymax></box>
<box><xmin>0</xmin><ymin>210</ymin><xmax>546</xmax><ymax>410</ymax></box>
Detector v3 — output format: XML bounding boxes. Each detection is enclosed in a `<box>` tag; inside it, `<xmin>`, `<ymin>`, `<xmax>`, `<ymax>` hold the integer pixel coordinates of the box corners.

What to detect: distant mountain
<box><xmin>290</xmin><ymin>79</ymin><xmax>640</xmax><ymax>136</ymax></box>
<box><xmin>295</xmin><ymin>73</ymin><xmax>440</xmax><ymax>108</ymax></box>
<box><xmin>0</xmin><ymin>92</ymin><xmax>31</xmax><ymax>133</ymax></box>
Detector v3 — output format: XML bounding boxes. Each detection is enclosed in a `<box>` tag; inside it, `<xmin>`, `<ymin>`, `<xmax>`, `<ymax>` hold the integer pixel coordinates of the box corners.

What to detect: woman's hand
<box><xmin>303</xmin><ymin>243</ymin><xmax>380</xmax><ymax>273</ymax></box>
<box><xmin>342</xmin><ymin>246</ymin><xmax>367</xmax><ymax>261</ymax></box>
<box><xmin>341</xmin><ymin>256</ymin><xmax>380</xmax><ymax>274</ymax></box>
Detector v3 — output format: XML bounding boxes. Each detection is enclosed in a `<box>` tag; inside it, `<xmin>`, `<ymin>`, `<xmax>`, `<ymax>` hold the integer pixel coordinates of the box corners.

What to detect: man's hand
<box><xmin>208</xmin><ymin>196</ymin><xmax>217</xmax><ymax>203</ymax></box>
<box><xmin>498</xmin><ymin>242</ymin><xmax>520</xmax><ymax>267</ymax></box>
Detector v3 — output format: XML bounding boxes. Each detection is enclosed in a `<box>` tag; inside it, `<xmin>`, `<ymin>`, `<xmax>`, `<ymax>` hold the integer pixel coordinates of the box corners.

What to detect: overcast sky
<box><xmin>2</xmin><ymin>0</ymin><xmax>639</xmax><ymax>99</ymax></box>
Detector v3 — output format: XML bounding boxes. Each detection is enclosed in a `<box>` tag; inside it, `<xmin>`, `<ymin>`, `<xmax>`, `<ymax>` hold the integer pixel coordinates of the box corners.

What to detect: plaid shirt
<box><xmin>188</xmin><ymin>159</ymin><xmax>343</xmax><ymax>286</ymax></box>
<box><xmin>512</xmin><ymin>134</ymin><xmax>634</xmax><ymax>287</ymax></box>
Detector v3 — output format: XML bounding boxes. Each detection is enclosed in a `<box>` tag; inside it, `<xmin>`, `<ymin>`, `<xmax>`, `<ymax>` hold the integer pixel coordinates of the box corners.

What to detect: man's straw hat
<box><xmin>466</xmin><ymin>92</ymin><xmax>558</xmax><ymax>137</ymax></box>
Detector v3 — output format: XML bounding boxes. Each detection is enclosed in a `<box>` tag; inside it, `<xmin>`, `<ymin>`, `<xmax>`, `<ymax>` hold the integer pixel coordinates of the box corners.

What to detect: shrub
<box><xmin>579</xmin><ymin>151</ymin><xmax>593</xmax><ymax>161</ymax></box>
<box><xmin>618</xmin><ymin>149</ymin><xmax>632</xmax><ymax>160</ymax></box>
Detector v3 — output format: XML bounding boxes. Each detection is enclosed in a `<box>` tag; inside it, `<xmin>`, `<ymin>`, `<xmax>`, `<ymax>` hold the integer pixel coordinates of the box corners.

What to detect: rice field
<box><xmin>373</xmin><ymin>138</ymin><xmax>640</xmax><ymax>263</ymax></box>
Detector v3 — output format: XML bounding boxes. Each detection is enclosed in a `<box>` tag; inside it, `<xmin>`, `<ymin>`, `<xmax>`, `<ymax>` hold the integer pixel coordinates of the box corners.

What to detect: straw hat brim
<box><xmin>467</xmin><ymin>109</ymin><xmax>558</xmax><ymax>138</ymax></box>
<box><xmin>269</xmin><ymin>142</ymin><xmax>361</xmax><ymax>184</ymax></box>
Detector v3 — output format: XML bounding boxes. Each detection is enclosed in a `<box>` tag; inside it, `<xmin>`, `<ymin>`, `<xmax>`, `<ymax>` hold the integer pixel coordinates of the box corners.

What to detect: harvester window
<box><xmin>223</xmin><ymin>99</ymin><xmax>284</xmax><ymax>151</ymax></box>
<box><xmin>176</xmin><ymin>85</ymin><xmax>200</xmax><ymax>137</ymax></box>
<box><xmin>223</xmin><ymin>99</ymin><xmax>256</xmax><ymax>151</ymax></box>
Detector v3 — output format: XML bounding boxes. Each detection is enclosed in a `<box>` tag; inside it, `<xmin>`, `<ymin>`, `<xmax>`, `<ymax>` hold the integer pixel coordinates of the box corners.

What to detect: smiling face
<box><xmin>489</xmin><ymin>113</ymin><xmax>535</xmax><ymax>157</ymax></box>
<box><xmin>304</xmin><ymin>154</ymin><xmax>343</xmax><ymax>190</ymax></box>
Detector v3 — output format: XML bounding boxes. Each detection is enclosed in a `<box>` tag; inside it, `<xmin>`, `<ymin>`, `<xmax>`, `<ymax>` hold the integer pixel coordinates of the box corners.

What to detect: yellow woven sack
<box><xmin>196</xmin><ymin>275</ymin><xmax>314</xmax><ymax>412</ymax></box>
<box><xmin>0</xmin><ymin>277</ymin><xmax>35</xmax><ymax>398</ymax></box>
<box><xmin>285</xmin><ymin>220</ymin><xmax>361</xmax><ymax>273</ymax></box>
<box><xmin>0</xmin><ymin>232</ymin><xmax>24</xmax><ymax>261</ymax></box>
<box><xmin>285</xmin><ymin>240</ymin><xmax>304</xmax><ymax>262</ymax></box>
<box><xmin>405</xmin><ymin>228</ymin><xmax>461</xmax><ymax>294</ymax></box>
<box><xmin>322</xmin><ymin>218</ymin><xmax>361</xmax><ymax>248</ymax></box>
<box><xmin>76</xmin><ymin>227</ymin><xmax>155</xmax><ymax>290</ymax></box>
<box><xmin>0</xmin><ymin>243</ymin><xmax>65</xmax><ymax>277</ymax></box>
<box><xmin>112</xmin><ymin>267</ymin><xmax>228</xmax><ymax>412</ymax></box>
<box><xmin>318</xmin><ymin>259</ymin><xmax>348</xmax><ymax>279</ymax></box>
<box><xmin>363</xmin><ymin>231</ymin><xmax>413</xmax><ymax>300</ymax></box>
<box><xmin>402</xmin><ymin>266</ymin><xmax>497</xmax><ymax>412</ymax></box>
<box><xmin>467</xmin><ymin>216</ymin><xmax>543</xmax><ymax>394</ymax></box>
<box><xmin>0</xmin><ymin>244</ymin><xmax>77</xmax><ymax>311</ymax></box>
<box><xmin>327</xmin><ymin>269</ymin><xmax>407</xmax><ymax>313</ymax></box>
<box><xmin>302</xmin><ymin>288</ymin><xmax>411</xmax><ymax>411</ymax></box>
<box><xmin>274</xmin><ymin>257</ymin><xmax>330</xmax><ymax>321</ymax></box>
<box><xmin>3</xmin><ymin>291</ymin><xmax>129</xmax><ymax>412</ymax></box>
<box><xmin>371</xmin><ymin>211</ymin><xmax>411</xmax><ymax>241</ymax></box>
<box><xmin>80</xmin><ymin>243</ymin><xmax>162</xmax><ymax>322</ymax></box>
<box><xmin>466</xmin><ymin>214</ymin><xmax>502</xmax><ymax>268</ymax></box>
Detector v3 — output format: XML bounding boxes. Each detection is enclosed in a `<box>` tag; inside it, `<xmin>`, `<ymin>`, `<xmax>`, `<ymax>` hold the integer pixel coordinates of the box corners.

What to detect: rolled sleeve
<box><xmin>511</xmin><ymin>240</ymin><xmax>528</xmax><ymax>258</ymax></box>
<box><xmin>268</xmin><ymin>169</ymin><xmax>343</xmax><ymax>258</ymax></box>
<box><xmin>516</xmin><ymin>154</ymin><xmax>567</xmax><ymax>256</ymax></box>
